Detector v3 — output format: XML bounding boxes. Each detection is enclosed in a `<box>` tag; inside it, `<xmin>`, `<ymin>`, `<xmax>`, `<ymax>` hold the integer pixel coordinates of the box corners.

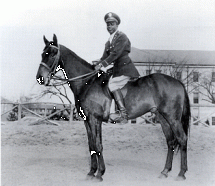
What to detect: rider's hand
<box><xmin>95</xmin><ymin>63</ymin><xmax>103</xmax><ymax>71</ymax></box>
<box><xmin>92</xmin><ymin>60</ymin><xmax>101</xmax><ymax>66</ymax></box>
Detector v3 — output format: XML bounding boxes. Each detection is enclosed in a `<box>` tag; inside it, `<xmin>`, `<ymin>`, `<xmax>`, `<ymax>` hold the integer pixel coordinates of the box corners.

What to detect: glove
<box><xmin>95</xmin><ymin>63</ymin><xmax>103</xmax><ymax>71</ymax></box>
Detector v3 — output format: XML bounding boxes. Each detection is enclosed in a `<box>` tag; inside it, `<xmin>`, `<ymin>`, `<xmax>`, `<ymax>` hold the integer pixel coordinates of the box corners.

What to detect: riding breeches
<box><xmin>108</xmin><ymin>75</ymin><xmax>130</xmax><ymax>92</ymax></box>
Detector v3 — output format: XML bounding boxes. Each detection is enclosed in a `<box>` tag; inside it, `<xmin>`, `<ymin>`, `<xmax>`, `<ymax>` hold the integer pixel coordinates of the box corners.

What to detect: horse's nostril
<box><xmin>37</xmin><ymin>76</ymin><xmax>44</xmax><ymax>85</ymax></box>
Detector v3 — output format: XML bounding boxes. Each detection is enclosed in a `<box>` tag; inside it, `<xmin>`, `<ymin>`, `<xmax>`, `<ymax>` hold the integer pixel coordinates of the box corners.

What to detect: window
<box><xmin>176</xmin><ymin>72</ymin><xmax>182</xmax><ymax>81</ymax></box>
<box><xmin>156</xmin><ymin>70</ymin><xmax>162</xmax><ymax>73</ymax></box>
<box><xmin>212</xmin><ymin>117</ymin><xmax>215</xmax><ymax>125</ymax></box>
<box><xmin>212</xmin><ymin>92</ymin><xmax>215</xmax><ymax>104</ymax></box>
<box><xmin>212</xmin><ymin>72</ymin><xmax>215</xmax><ymax>82</ymax></box>
<box><xmin>193</xmin><ymin>72</ymin><xmax>199</xmax><ymax>82</ymax></box>
<box><xmin>146</xmin><ymin>70</ymin><xmax>151</xmax><ymax>75</ymax></box>
<box><xmin>193</xmin><ymin>93</ymin><xmax>199</xmax><ymax>104</ymax></box>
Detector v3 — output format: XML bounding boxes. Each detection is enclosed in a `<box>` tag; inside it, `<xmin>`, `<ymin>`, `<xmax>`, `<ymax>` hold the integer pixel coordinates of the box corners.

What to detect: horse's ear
<box><xmin>53</xmin><ymin>34</ymin><xmax>58</xmax><ymax>46</ymax></box>
<box><xmin>43</xmin><ymin>35</ymin><xmax>49</xmax><ymax>45</ymax></box>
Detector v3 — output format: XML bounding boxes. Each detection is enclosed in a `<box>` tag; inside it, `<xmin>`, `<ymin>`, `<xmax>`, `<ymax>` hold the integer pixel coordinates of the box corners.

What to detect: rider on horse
<box><xmin>94</xmin><ymin>12</ymin><xmax>140</xmax><ymax>124</ymax></box>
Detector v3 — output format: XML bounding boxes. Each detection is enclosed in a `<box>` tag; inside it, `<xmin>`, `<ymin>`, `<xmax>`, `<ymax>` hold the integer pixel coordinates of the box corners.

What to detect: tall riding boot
<box><xmin>109</xmin><ymin>89</ymin><xmax>128</xmax><ymax>124</ymax></box>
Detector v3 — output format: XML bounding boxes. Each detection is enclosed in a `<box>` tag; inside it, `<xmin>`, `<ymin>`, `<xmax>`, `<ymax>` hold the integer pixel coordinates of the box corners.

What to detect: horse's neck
<box><xmin>60</xmin><ymin>45</ymin><xmax>94</xmax><ymax>96</ymax></box>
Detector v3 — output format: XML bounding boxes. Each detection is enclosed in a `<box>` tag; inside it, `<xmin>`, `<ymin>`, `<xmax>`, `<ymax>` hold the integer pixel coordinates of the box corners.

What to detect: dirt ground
<box><xmin>1</xmin><ymin>119</ymin><xmax>215</xmax><ymax>186</ymax></box>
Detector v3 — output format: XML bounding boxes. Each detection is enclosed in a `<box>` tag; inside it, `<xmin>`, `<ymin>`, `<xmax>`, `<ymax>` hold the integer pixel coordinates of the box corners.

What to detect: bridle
<box><xmin>40</xmin><ymin>44</ymin><xmax>61</xmax><ymax>76</ymax></box>
<box><xmin>39</xmin><ymin>44</ymin><xmax>98</xmax><ymax>86</ymax></box>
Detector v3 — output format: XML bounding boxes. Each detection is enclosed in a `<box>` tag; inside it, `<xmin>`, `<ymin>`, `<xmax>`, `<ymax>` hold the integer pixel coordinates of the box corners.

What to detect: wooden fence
<box><xmin>1</xmin><ymin>102</ymin><xmax>75</xmax><ymax>126</ymax></box>
<box><xmin>1</xmin><ymin>102</ymin><xmax>215</xmax><ymax>126</ymax></box>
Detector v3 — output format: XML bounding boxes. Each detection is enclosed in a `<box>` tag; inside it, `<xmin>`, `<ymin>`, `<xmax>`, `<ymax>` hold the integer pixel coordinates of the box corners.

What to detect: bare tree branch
<box><xmin>197</xmin><ymin>74</ymin><xmax>215</xmax><ymax>104</ymax></box>
<box><xmin>34</xmin><ymin>70</ymin><xmax>73</xmax><ymax>106</ymax></box>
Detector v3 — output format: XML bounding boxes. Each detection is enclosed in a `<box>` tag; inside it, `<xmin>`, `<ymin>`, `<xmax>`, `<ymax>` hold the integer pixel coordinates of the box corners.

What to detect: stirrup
<box><xmin>109</xmin><ymin>111</ymin><xmax>128</xmax><ymax>124</ymax></box>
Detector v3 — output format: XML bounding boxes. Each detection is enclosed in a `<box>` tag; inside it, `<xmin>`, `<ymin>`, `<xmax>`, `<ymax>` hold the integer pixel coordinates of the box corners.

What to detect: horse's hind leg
<box><xmin>156</xmin><ymin>112</ymin><xmax>176</xmax><ymax>178</ymax></box>
<box><xmin>177</xmin><ymin>138</ymin><xmax>188</xmax><ymax>181</ymax></box>
<box><xmin>161</xmin><ymin>115</ymin><xmax>188</xmax><ymax>180</ymax></box>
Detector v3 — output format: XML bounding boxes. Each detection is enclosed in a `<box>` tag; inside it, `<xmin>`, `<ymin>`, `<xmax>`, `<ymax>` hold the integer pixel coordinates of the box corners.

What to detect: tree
<box><xmin>7</xmin><ymin>104</ymin><xmax>25</xmax><ymax>121</ymax></box>
<box><xmin>34</xmin><ymin>70</ymin><xmax>73</xmax><ymax>104</ymax></box>
<box><xmin>164</xmin><ymin>59</ymin><xmax>197</xmax><ymax>93</ymax></box>
<box><xmin>37</xmin><ymin>84</ymin><xmax>72</xmax><ymax>104</ymax></box>
<box><xmin>197</xmin><ymin>74</ymin><xmax>215</xmax><ymax>104</ymax></box>
<box><xmin>34</xmin><ymin>71</ymin><xmax>81</xmax><ymax>121</ymax></box>
<box><xmin>139</xmin><ymin>57</ymin><xmax>197</xmax><ymax>93</ymax></box>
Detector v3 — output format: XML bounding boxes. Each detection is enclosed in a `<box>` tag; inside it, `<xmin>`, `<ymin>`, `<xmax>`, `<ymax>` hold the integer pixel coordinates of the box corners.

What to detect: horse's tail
<box><xmin>181</xmin><ymin>85</ymin><xmax>191</xmax><ymax>136</ymax></box>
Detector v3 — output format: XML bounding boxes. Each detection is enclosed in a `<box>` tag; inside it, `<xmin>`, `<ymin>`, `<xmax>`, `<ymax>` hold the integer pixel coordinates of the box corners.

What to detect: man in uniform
<box><xmin>94</xmin><ymin>12</ymin><xmax>140</xmax><ymax>124</ymax></box>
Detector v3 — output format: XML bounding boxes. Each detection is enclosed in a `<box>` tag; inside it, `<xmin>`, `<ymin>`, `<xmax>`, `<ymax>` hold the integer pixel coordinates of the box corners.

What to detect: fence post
<box><xmin>45</xmin><ymin>104</ymin><xmax>47</xmax><ymax>117</ymax></box>
<box><xmin>70</xmin><ymin>104</ymin><xmax>74</xmax><ymax>124</ymax></box>
<box><xmin>18</xmin><ymin>103</ymin><xmax>22</xmax><ymax>123</ymax></box>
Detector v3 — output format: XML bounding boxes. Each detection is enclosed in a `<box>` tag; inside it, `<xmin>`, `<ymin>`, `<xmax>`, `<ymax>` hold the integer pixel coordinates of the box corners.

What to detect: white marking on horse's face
<box><xmin>44</xmin><ymin>75</ymin><xmax>50</xmax><ymax>86</ymax></box>
<box><xmin>36</xmin><ymin>65</ymin><xmax>50</xmax><ymax>86</ymax></box>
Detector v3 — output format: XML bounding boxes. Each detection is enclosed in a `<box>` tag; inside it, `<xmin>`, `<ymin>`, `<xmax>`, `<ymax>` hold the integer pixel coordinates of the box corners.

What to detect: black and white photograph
<box><xmin>1</xmin><ymin>0</ymin><xmax>215</xmax><ymax>185</ymax></box>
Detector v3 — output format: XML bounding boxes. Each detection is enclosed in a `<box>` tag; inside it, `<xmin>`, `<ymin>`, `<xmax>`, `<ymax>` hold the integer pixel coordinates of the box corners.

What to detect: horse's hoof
<box><xmin>175</xmin><ymin>175</ymin><xmax>186</xmax><ymax>181</ymax></box>
<box><xmin>86</xmin><ymin>174</ymin><xmax>95</xmax><ymax>180</ymax></box>
<box><xmin>158</xmin><ymin>173</ymin><xmax>168</xmax><ymax>179</ymax></box>
<box><xmin>92</xmin><ymin>175</ymin><xmax>103</xmax><ymax>182</ymax></box>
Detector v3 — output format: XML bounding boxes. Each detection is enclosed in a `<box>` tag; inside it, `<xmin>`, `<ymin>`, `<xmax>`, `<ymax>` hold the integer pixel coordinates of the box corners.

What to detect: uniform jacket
<box><xmin>100</xmin><ymin>31</ymin><xmax>140</xmax><ymax>78</ymax></box>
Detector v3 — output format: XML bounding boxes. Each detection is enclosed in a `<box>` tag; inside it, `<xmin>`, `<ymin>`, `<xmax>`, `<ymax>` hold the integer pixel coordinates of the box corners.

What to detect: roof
<box><xmin>23</xmin><ymin>102</ymin><xmax>71</xmax><ymax>110</ymax></box>
<box><xmin>129</xmin><ymin>47</ymin><xmax>215</xmax><ymax>66</ymax></box>
<box><xmin>1</xmin><ymin>97</ymin><xmax>14</xmax><ymax>104</ymax></box>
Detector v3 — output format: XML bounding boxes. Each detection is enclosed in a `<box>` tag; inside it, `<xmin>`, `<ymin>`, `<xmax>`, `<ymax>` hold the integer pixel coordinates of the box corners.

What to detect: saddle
<box><xmin>99</xmin><ymin>70</ymin><xmax>140</xmax><ymax>99</ymax></box>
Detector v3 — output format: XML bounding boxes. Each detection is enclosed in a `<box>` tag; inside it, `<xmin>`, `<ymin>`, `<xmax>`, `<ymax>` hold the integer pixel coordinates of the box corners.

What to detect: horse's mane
<box><xmin>60</xmin><ymin>44</ymin><xmax>94</xmax><ymax>70</ymax></box>
<box><xmin>60</xmin><ymin>45</ymin><xmax>110</xmax><ymax>99</ymax></box>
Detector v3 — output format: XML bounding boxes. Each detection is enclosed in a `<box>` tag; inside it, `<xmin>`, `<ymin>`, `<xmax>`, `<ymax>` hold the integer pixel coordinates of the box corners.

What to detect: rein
<box><xmin>51</xmin><ymin>70</ymin><xmax>98</xmax><ymax>86</ymax></box>
<box><xmin>40</xmin><ymin>44</ymin><xmax>98</xmax><ymax>86</ymax></box>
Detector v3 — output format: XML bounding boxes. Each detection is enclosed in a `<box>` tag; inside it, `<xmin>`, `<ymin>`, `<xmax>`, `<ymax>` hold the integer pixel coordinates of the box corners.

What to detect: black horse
<box><xmin>36</xmin><ymin>34</ymin><xmax>190</xmax><ymax>182</ymax></box>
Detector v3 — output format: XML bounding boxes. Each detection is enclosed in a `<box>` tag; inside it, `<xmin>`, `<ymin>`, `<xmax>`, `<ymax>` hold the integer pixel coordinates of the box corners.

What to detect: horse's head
<box><xmin>36</xmin><ymin>34</ymin><xmax>61</xmax><ymax>86</ymax></box>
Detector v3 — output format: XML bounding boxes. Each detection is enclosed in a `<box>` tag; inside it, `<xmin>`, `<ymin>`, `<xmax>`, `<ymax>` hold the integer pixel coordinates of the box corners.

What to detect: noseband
<box><xmin>40</xmin><ymin>45</ymin><xmax>61</xmax><ymax>75</ymax></box>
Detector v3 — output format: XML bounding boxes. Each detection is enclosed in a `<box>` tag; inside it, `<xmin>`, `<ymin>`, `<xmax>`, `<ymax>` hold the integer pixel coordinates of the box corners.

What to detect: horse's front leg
<box><xmin>84</xmin><ymin>115</ymin><xmax>105</xmax><ymax>182</ymax></box>
<box><xmin>84</xmin><ymin>120</ymin><xmax>97</xmax><ymax>179</ymax></box>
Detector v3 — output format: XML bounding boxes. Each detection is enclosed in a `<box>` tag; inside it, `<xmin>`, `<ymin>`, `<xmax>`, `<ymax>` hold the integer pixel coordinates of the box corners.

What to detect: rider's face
<box><xmin>106</xmin><ymin>21</ymin><xmax>118</xmax><ymax>35</ymax></box>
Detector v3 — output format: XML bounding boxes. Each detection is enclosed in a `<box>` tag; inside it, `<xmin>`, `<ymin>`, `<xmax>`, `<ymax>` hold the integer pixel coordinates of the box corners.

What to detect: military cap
<box><xmin>104</xmin><ymin>12</ymin><xmax>121</xmax><ymax>25</ymax></box>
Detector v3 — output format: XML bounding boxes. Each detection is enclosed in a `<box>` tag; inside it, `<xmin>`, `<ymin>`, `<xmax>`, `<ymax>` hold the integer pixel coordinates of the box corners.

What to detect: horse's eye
<box><xmin>49</xmin><ymin>54</ymin><xmax>55</xmax><ymax>58</ymax></box>
<box><xmin>46</xmin><ymin>52</ymin><xmax>49</xmax><ymax>55</ymax></box>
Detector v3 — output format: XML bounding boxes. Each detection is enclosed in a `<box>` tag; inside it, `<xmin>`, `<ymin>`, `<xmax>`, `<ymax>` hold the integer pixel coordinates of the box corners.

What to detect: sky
<box><xmin>1</xmin><ymin>0</ymin><xmax>215</xmax><ymax>102</ymax></box>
